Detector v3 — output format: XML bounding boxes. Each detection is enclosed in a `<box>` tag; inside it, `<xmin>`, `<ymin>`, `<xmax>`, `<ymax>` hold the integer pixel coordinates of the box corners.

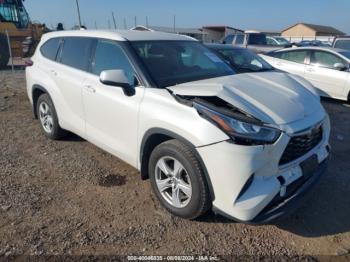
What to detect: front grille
<box><xmin>279</xmin><ymin>124</ymin><xmax>323</xmax><ymax>165</ymax></box>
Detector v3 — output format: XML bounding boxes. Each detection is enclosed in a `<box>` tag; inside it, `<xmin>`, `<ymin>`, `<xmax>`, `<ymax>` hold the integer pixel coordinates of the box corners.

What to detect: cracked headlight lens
<box><xmin>195</xmin><ymin>102</ymin><xmax>281</xmax><ymax>145</ymax></box>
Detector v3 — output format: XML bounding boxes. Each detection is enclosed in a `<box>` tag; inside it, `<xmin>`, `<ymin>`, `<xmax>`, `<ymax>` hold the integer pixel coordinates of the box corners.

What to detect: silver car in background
<box><xmin>261</xmin><ymin>47</ymin><xmax>350</xmax><ymax>101</ymax></box>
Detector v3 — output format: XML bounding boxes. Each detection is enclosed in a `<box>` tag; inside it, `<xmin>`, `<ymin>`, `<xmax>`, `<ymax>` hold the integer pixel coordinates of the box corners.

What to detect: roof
<box><xmin>41</xmin><ymin>29</ymin><xmax>196</xmax><ymax>42</ymax></box>
<box><xmin>274</xmin><ymin>46</ymin><xmax>346</xmax><ymax>53</ymax></box>
<box><xmin>282</xmin><ymin>23</ymin><xmax>345</xmax><ymax>35</ymax></box>
<box><xmin>131</xmin><ymin>25</ymin><xmax>206</xmax><ymax>35</ymax></box>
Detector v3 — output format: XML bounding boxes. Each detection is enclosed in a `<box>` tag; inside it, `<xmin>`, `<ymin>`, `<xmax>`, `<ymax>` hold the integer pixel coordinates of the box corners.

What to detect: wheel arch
<box><xmin>139</xmin><ymin>128</ymin><xmax>215</xmax><ymax>201</ymax></box>
<box><xmin>32</xmin><ymin>84</ymin><xmax>49</xmax><ymax>119</ymax></box>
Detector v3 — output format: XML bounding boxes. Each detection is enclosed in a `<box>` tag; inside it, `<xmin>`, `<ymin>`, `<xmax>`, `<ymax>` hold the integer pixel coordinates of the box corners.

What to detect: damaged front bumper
<box><xmin>196</xmin><ymin>117</ymin><xmax>330</xmax><ymax>223</ymax></box>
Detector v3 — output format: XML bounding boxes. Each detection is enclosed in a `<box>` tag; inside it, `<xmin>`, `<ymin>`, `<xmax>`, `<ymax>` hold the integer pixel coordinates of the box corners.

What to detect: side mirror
<box><xmin>333</xmin><ymin>63</ymin><xmax>348</xmax><ymax>71</ymax></box>
<box><xmin>100</xmin><ymin>70</ymin><xmax>135</xmax><ymax>96</ymax></box>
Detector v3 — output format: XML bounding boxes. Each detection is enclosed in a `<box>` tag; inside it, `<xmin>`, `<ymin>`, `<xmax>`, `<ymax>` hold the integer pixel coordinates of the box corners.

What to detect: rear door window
<box><xmin>223</xmin><ymin>35</ymin><xmax>234</xmax><ymax>44</ymax></box>
<box><xmin>40</xmin><ymin>38</ymin><xmax>61</xmax><ymax>61</ymax></box>
<box><xmin>60</xmin><ymin>37</ymin><xmax>93</xmax><ymax>71</ymax></box>
<box><xmin>276</xmin><ymin>50</ymin><xmax>308</xmax><ymax>64</ymax></box>
<box><xmin>235</xmin><ymin>35</ymin><xmax>244</xmax><ymax>45</ymax></box>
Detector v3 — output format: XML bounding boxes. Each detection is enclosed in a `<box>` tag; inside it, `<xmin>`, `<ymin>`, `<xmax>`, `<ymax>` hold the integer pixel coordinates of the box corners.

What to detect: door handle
<box><xmin>50</xmin><ymin>70</ymin><xmax>57</xmax><ymax>76</ymax></box>
<box><xmin>84</xmin><ymin>85</ymin><xmax>96</xmax><ymax>93</ymax></box>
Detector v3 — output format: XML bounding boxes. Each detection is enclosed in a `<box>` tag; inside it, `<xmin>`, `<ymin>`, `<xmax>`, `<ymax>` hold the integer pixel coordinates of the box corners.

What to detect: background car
<box><xmin>294</xmin><ymin>40</ymin><xmax>331</xmax><ymax>47</ymax></box>
<box><xmin>221</xmin><ymin>31</ymin><xmax>281</xmax><ymax>53</ymax></box>
<box><xmin>332</xmin><ymin>36</ymin><xmax>350</xmax><ymax>51</ymax></box>
<box><xmin>207</xmin><ymin>44</ymin><xmax>276</xmax><ymax>73</ymax></box>
<box><xmin>261</xmin><ymin>47</ymin><xmax>350</xmax><ymax>101</ymax></box>
<box><xmin>266</xmin><ymin>36</ymin><xmax>291</xmax><ymax>46</ymax></box>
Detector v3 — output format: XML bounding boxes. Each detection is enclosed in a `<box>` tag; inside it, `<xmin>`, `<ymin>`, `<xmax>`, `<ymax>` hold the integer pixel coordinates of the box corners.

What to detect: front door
<box><xmin>304</xmin><ymin>50</ymin><xmax>348</xmax><ymax>99</ymax></box>
<box><xmin>82</xmin><ymin>39</ymin><xmax>144</xmax><ymax>166</ymax></box>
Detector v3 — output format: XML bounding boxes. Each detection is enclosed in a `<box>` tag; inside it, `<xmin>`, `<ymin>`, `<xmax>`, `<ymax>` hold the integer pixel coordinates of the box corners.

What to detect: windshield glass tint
<box><xmin>131</xmin><ymin>41</ymin><xmax>234</xmax><ymax>88</ymax></box>
<box><xmin>275</xmin><ymin>37</ymin><xmax>290</xmax><ymax>45</ymax></box>
<box><xmin>335</xmin><ymin>40</ymin><xmax>350</xmax><ymax>51</ymax></box>
<box><xmin>248</xmin><ymin>34</ymin><xmax>267</xmax><ymax>45</ymax></box>
<box><xmin>339</xmin><ymin>51</ymin><xmax>350</xmax><ymax>60</ymax></box>
<box><xmin>217</xmin><ymin>48</ymin><xmax>274</xmax><ymax>73</ymax></box>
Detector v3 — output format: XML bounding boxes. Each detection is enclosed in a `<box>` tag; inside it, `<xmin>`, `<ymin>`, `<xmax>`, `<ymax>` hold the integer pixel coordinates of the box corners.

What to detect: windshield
<box><xmin>214</xmin><ymin>48</ymin><xmax>274</xmax><ymax>73</ymax></box>
<box><xmin>339</xmin><ymin>51</ymin><xmax>350</xmax><ymax>60</ymax></box>
<box><xmin>131</xmin><ymin>41</ymin><xmax>235</xmax><ymax>88</ymax></box>
<box><xmin>335</xmin><ymin>40</ymin><xmax>350</xmax><ymax>51</ymax></box>
<box><xmin>275</xmin><ymin>37</ymin><xmax>290</xmax><ymax>45</ymax></box>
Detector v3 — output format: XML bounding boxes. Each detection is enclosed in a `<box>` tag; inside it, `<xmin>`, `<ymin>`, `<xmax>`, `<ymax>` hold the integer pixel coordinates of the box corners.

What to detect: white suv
<box><xmin>26</xmin><ymin>30</ymin><xmax>330</xmax><ymax>223</ymax></box>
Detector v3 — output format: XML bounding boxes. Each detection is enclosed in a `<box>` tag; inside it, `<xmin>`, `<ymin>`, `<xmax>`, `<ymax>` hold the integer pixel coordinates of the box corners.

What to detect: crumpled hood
<box><xmin>167</xmin><ymin>72</ymin><xmax>323</xmax><ymax>125</ymax></box>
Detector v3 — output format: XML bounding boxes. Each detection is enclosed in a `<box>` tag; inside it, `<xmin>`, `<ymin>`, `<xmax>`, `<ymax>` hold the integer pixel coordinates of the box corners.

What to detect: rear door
<box><xmin>271</xmin><ymin>50</ymin><xmax>309</xmax><ymax>76</ymax></box>
<box><xmin>304</xmin><ymin>50</ymin><xmax>348</xmax><ymax>99</ymax></box>
<box><xmin>53</xmin><ymin>37</ymin><xmax>94</xmax><ymax>135</ymax></box>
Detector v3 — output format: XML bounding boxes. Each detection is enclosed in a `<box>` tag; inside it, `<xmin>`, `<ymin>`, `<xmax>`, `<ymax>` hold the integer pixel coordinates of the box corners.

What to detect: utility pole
<box><xmin>123</xmin><ymin>18</ymin><xmax>127</xmax><ymax>29</ymax></box>
<box><xmin>94</xmin><ymin>21</ymin><xmax>98</xmax><ymax>29</ymax></box>
<box><xmin>123</xmin><ymin>17</ymin><xmax>128</xmax><ymax>30</ymax></box>
<box><xmin>75</xmin><ymin>0</ymin><xmax>82</xmax><ymax>28</ymax></box>
<box><xmin>112</xmin><ymin>12</ymin><xmax>117</xmax><ymax>29</ymax></box>
<box><xmin>173</xmin><ymin>15</ymin><xmax>176</xmax><ymax>33</ymax></box>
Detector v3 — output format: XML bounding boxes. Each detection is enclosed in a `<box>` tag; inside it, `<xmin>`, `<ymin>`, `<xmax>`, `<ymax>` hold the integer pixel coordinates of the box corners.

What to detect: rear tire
<box><xmin>36</xmin><ymin>93</ymin><xmax>67</xmax><ymax>140</ymax></box>
<box><xmin>0</xmin><ymin>34</ymin><xmax>10</xmax><ymax>69</ymax></box>
<box><xmin>148</xmin><ymin>139</ymin><xmax>211</xmax><ymax>219</ymax></box>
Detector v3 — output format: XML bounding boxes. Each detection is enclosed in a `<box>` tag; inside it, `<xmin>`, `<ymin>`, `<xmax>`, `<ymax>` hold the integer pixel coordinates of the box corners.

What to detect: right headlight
<box><xmin>194</xmin><ymin>102</ymin><xmax>281</xmax><ymax>145</ymax></box>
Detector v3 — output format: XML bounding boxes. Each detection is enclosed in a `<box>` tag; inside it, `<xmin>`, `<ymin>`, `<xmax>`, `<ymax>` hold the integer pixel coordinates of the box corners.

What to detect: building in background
<box><xmin>281</xmin><ymin>23</ymin><xmax>345</xmax><ymax>38</ymax></box>
<box><xmin>131</xmin><ymin>25</ymin><xmax>207</xmax><ymax>41</ymax></box>
<box><xmin>131</xmin><ymin>25</ymin><xmax>244</xmax><ymax>43</ymax></box>
<box><xmin>201</xmin><ymin>26</ymin><xmax>243</xmax><ymax>43</ymax></box>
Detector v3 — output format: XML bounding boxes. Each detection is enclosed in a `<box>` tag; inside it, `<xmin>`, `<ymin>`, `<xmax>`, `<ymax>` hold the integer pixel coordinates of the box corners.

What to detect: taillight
<box><xmin>25</xmin><ymin>58</ymin><xmax>34</xmax><ymax>67</ymax></box>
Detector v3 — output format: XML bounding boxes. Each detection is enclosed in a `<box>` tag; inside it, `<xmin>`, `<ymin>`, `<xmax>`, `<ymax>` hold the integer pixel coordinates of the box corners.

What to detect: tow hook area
<box><xmin>276</xmin><ymin>165</ymin><xmax>303</xmax><ymax>197</ymax></box>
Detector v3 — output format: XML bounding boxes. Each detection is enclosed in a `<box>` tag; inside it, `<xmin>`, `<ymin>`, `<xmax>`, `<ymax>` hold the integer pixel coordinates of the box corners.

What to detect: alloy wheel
<box><xmin>39</xmin><ymin>102</ymin><xmax>54</xmax><ymax>133</ymax></box>
<box><xmin>155</xmin><ymin>156</ymin><xmax>192</xmax><ymax>208</ymax></box>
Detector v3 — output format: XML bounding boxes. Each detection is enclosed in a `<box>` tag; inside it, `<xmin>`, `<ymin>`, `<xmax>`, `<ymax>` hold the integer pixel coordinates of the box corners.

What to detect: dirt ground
<box><xmin>0</xmin><ymin>69</ymin><xmax>350</xmax><ymax>259</ymax></box>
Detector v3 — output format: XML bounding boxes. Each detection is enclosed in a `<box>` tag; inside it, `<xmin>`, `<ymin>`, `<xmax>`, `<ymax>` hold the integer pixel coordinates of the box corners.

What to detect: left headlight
<box><xmin>194</xmin><ymin>102</ymin><xmax>281</xmax><ymax>145</ymax></box>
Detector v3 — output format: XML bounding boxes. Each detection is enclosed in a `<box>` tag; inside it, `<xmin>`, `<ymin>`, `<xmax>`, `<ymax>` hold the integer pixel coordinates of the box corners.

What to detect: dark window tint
<box><xmin>92</xmin><ymin>40</ymin><xmax>136</xmax><ymax>85</ymax></box>
<box><xmin>217</xmin><ymin>48</ymin><xmax>273</xmax><ymax>73</ymax></box>
<box><xmin>131</xmin><ymin>41</ymin><xmax>234</xmax><ymax>88</ymax></box>
<box><xmin>223</xmin><ymin>35</ymin><xmax>234</xmax><ymax>44</ymax></box>
<box><xmin>311</xmin><ymin>51</ymin><xmax>346</xmax><ymax>69</ymax></box>
<box><xmin>340</xmin><ymin>51</ymin><xmax>350</xmax><ymax>60</ymax></box>
<box><xmin>40</xmin><ymin>38</ymin><xmax>61</xmax><ymax>61</ymax></box>
<box><xmin>60</xmin><ymin>37</ymin><xmax>93</xmax><ymax>71</ymax></box>
<box><xmin>334</xmin><ymin>40</ymin><xmax>350</xmax><ymax>51</ymax></box>
<box><xmin>235</xmin><ymin>35</ymin><xmax>244</xmax><ymax>45</ymax></box>
<box><xmin>277</xmin><ymin>50</ymin><xmax>308</xmax><ymax>64</ymax></box>
<box><xmin>248</xmin><ymin>34</ymin><xmax>267</xmax><ymax>45</ymax></box>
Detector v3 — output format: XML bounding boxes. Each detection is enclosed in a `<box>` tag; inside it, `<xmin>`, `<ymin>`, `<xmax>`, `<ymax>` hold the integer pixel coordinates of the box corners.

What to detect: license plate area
<box><xmin>300</xmin><ymin>155</ymin><xmax>319</xmax><ymax>179</ymax></box>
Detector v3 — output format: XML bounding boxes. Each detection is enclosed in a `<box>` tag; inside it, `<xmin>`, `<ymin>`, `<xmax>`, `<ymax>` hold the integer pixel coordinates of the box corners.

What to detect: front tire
<box><xmin>149</xmin><ymin>139</ymin><xmax>211</xmax><ymax>219</ymax></box>
<box><xmin>36</xmin><ymin>93</ymin><xmax>67</xmax><ymax>140</ymax></box>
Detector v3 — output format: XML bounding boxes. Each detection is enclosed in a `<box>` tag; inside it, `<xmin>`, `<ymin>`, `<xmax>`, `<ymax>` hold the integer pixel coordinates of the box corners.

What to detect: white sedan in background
<box><xmin>261</xmin><ymin>47</ymin><xmax>350</xmax><ymax>101</ymax></box>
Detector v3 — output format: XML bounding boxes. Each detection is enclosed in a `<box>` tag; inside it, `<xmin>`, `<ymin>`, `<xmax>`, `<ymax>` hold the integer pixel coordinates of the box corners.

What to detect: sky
<box><xmin>25</xmin><ymin>0</ymin><xmax>350</xmax><ymax>34</ymax></box>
